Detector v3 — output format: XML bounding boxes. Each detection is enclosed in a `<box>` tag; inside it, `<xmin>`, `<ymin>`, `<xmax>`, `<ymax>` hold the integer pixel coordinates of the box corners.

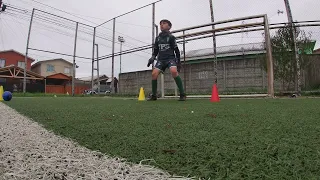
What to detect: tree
<box><xmin>262</xmin><ymin>25</ymin><xmax>314</xmax><ymax>91</ymax></box>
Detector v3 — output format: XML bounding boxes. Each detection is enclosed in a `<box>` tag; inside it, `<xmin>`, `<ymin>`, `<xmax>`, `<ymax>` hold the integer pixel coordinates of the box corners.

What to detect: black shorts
<box><xmin>154</xmin><ymin>59</ymin><xmax>177</xmax><ymax>72</ymax></box>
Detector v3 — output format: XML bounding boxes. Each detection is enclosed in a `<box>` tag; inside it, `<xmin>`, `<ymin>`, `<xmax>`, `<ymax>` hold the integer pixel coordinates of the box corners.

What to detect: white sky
<box><xmin>0</xmin><ymin>0</ymin><xmax>320</xmax><ymax>78</ymax></box>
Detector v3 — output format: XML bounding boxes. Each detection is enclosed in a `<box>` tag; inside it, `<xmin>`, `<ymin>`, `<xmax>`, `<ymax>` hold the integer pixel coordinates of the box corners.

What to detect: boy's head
<box><xmin>160</xmin><ymin>19</ymin><xmax>172</xmax><ymax>32</ymax></box>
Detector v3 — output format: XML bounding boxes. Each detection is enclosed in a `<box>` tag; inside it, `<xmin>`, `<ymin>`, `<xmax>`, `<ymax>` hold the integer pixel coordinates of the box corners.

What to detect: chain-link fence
<box><xmin>118</xmin><ymin>14</ymin><xmax>276</xmax><ymax>97</ymax></box>
<box><xmin>2</xmin><ymin>0</ymin><xmax>320</xmax><ymax>96</ymax></box>
<box><xmin>267</xmin><ymin>22</ymin><xmax>320</xmax><ymax>93</ymax></box>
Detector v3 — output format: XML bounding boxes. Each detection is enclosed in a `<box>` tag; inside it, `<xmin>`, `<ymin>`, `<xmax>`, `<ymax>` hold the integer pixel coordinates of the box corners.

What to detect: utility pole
<box><xmin>209</xmin><ymin>0</ymin><xmax>218</xmax><ymax>84</ymax></box>
<box><xmin>284</xmin><ymin>0</ymin><xmax>300</xmax><ymax>94</ymax></box>
<box><xmin>72</xmin><ymin>22</ymin><xmax>78</xmax><ymax>96</ymax></box>
<box><xmin>24</xmin><ymin>8</ymin><xmax>35</xmax><ymax>93</ymax></box>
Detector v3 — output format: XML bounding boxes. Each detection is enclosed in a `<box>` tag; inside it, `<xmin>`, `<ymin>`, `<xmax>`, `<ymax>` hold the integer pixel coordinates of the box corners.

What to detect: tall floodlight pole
<box><xmin>209</xmin><ymin>0</ymin><xmax>218</xmax><ymax>84</ymax></box>
<box><xmin>24</xmin><ymin>8</ymin><xmax>35</xmax><ymax>93</ymax></box>
<box><xmin>284</xmin><ymin>0</ymin><xmax>300</xmax><ymax>93</ymax></box>
<box><xmin>118</xmin><ymin>36</ymin><xmax>125</xmax><ymax>74</ymax></box>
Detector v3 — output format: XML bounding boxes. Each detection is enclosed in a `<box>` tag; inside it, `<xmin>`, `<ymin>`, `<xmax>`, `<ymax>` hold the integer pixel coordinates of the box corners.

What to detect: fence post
<box><xmin>111</xmin><ymin>18</ymin><xmax>116</xmax><ymax>93</ymax></box>
<box><xmin>91</xmin><ymin>27</ymin><xmax>96</xmax><ymax>92</ymax></box>
<box><xmin>264</xmin><ymin>15</ymin><xmax>274</xmax><ymax>97</ymax></box>
<box><xmin>183</xmin><ymin>30</ymin><xmax>187</xmax><ymax>93</ymax></box>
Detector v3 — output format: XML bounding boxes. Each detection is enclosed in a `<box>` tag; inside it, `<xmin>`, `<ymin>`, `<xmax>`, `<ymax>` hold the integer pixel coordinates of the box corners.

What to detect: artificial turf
<box><xmin>4</xmin><ymin>97</ymin><xmax>320</xmax><ymax>179</ymax></box>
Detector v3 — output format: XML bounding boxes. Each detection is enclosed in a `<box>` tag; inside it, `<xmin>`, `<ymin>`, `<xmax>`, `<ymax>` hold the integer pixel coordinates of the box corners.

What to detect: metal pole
<box><xmin>96</xmin><ymin>44</ymin><xmax>100</xmax><ymax>94</ymax></box>
<box><xmin>119</xmin><ymin>41</ymin><xmax>122</xmax><ymax>94</ymax></box>
<box><xmin>151</xmin><ymin>3</ymin><xmax>156</xmax><ymax>68</ymax></box>
<box><xmin>44</xmin><ymin>78</ymin><xmax>47</xmax><ymax>94</ymax></box>
<box><xmin>284</xmin><ymin>0</ymin><xmax>300</xmax><ymax>93</ymax></box>
<box><xmin>72</xmin><ymin>22</ymin><xmax>78</xmax><ymax>96</ymax></box>
<box><xmin>264</xmin><ymin>15</ymin><xmax>274</xmax><ymax>97</ymax></box>
<box><xmin>111</xmin><ymin>18</ymin><xmax>116</xmax><ymax>93</ymax></box>
<box><xmin>209</xmin><ymin>0</ymin><xmax>218</xmax><ymax>84</ymax></box>
<box><xmin>23</xmin><ymin>8</ymin><xmax>35</xmax><ymax>93</ymax></box>
<box><xmin>120</xmin><ymin>42</ymin><xmax>123</xmax><ymax>74</ymax></box>
<box><xmin>183</xmin><ymin>30</ymin><xmax>187</xmax><ymax>93</ymax></box>
<box><xmin>91</xmin><ymin>27</ymin><xmax>96</xmax><ymax>92</ymax></box>
<box><xmin>154</xmin><ymin>25</ymin><xmax>164</xmax><ymax>97</ymax></box>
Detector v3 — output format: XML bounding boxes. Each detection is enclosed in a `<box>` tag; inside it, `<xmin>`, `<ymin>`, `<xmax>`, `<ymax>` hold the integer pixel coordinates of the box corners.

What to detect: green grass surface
<box><xmin>4</xmin><ymin>97</ymin><xmax>320</xmax><ymax>179</ymax></box>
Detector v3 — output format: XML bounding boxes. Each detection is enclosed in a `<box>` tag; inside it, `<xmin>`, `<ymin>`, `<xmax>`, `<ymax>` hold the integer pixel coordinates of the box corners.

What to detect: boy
<box><xmin>147</xmin><ymin>19</ymin><xmax>186</xmax><ymax>101</ymax></box>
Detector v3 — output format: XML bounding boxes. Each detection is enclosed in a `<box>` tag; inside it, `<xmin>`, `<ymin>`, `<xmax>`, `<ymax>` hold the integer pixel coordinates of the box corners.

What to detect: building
<box><xmin>0</xmin><ymin>50</ymin><xmax>44</xmax><ymax>92</ymax></box>
<box><xmin>119</xmin><ymin>42</ymin><xmax>320</xmax><ymax>95</ymax></box>
<box><xmin>0</xmin><ymin>49</ymin><xmax>34</xmax><ymax>69</ymax></box>
<box><xmin>78</xmin><ymin>75</ymin><xmax>113</xmax><ymax>93</ymax></box>
<box><xmin>31</xmin><ymin>58</ymin><xmax>74</xmax><ymax>78</ymax></box>
<box><xmin>31</xmin><ymin>58</ymin><xmax>76</xmax><ymax>94</ymax></box>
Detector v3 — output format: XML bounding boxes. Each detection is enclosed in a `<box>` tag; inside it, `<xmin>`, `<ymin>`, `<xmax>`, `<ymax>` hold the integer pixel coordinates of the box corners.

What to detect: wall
<box><xmin>119</xmin><ymin>54</ymin><xmax>320</xmax><ymax>95</ymax></box>
<box><xmin>31</xmin><ymin>64</ymin><xmax>41</xmax><ymax>75</ymax></box>
<box><xmin>35</xmin><ymin>60</ymin><xmax>74</xmax><ymax>77</ymax></box>
<box><xmin>0</xmin><ymin>51</ymin><xmax>34</xmax><ymax>70</ymax></box>
<box><xmin>304</xmin><ymin>55</ymin><xmax>320</xmax><ymax>89</ymax></box>
<box><xmin>46</xmin><ymin>85</ymin><xmax>89</xmax><ymax>94</ymax></box>
<box><xmin>119</xmin><ymin>56</ymin><xmax>269</xmax><ymax>95</ymax></box>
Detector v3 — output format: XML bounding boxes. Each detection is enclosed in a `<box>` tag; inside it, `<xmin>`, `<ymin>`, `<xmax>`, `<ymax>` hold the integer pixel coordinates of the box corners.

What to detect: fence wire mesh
<box><xmin>1</xmin><ymin>0</ymin><xmax>320</xmax><ymax>95</ymax></box>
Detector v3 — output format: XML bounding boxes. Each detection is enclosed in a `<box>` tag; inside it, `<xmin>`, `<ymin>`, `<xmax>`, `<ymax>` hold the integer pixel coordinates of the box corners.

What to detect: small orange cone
<box><xmin>210</xmin><ymin>84</ymin><xmax>220</xmax><ymax>102</ymax></box>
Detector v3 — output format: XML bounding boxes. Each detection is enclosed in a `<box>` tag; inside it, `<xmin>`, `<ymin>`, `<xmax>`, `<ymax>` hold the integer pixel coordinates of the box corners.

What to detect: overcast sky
<box><xmin>0</xmin><ymin>0</ymin><xmax>320</xmax><ymax>78</ymax></box>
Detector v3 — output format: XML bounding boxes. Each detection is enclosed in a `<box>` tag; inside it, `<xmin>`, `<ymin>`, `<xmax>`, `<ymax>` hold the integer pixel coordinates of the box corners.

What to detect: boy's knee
<box><xmin>152</xmin><ymin>70</ymin><xmax>159</xmax><ymax>80</ymax></box>
<box><xmin>170</xmin><ymin>68</ymin><xmax>178</xmax><ymax>78</ymax></box>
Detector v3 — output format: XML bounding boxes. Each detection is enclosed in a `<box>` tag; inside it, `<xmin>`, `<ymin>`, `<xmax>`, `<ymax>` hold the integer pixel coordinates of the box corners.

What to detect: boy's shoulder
<box><xmin>169</xmin><ymin>33</ymin><xmax>176</xmax><ymax>38</ymax></box>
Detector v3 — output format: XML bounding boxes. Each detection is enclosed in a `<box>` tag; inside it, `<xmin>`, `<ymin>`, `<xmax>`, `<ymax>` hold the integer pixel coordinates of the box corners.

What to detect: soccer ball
<box><xmin>2</xmin><ymin>91</ymin><xmax>12</xmax><ymax>101</ymax></box>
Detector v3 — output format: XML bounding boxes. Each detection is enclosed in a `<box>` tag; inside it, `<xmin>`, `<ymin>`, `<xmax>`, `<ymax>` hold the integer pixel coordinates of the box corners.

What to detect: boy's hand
<box><xmin>147</xmin><ymin>56</ymin><xmax>156</xmax><ymax>67</ymax></box>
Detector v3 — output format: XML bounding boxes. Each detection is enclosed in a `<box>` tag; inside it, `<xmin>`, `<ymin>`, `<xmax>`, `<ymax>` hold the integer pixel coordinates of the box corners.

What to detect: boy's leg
<box><xmin>169</xmin><ymin>63</ymin><xmax>186</xmax><ymax>101</ymax></box>
<box><xmin>151</xmin><ymin>68</ymin><xmax>161</xmax><ymax>96</ymax></box>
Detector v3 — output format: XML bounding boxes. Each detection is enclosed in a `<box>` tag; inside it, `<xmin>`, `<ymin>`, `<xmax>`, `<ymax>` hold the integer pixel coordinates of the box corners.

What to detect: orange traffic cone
<box><xmin>210</xmin><ymin>84</ymin><xmax>220</xmax><ymax>102</ymax></box>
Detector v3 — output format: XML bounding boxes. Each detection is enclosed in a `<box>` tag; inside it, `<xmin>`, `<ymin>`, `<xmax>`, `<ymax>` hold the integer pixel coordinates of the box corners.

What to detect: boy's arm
<box><xmin>147</xmin><ymin>37</ymin><xmax>159</xmax><ymax>67</ymax></box>
<box><xmin>170</xmin><ymin>35</ymin><xmax>181</xmax><ymax>72</ymax></box>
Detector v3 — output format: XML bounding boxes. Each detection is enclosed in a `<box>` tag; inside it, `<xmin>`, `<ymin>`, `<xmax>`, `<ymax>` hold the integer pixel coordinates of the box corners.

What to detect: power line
<box><xmin>6</xmin><ymin>3</ymin><xmax>152</xmax><ymax>48</ymax></box>
<box><xmin>29</xmin><ymin>0</ymin><xmax>98</xmax><ymax>26</ymax></box>
<box><xmin>2</xmin><ymin>4</ymin><xmax>152</xmax><ymax>62</ymax></box>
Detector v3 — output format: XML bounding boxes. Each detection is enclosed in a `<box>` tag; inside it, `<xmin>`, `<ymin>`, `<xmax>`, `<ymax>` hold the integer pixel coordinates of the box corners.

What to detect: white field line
<box><xmin>0</xmin><ymin>103</ymin><xmax>192</xmax><ymax>180</ymax></box>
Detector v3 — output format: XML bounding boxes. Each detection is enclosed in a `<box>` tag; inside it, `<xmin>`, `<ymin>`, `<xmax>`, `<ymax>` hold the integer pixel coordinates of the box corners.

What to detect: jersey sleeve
<box><xmin>170</xmin><ymin>35</ymin><xmax>178</xmax><ymax>49</ymax></box>
<box><xmin>170</xmin><ymin>35</ymin><xmax>181</xmax><ymax>61</ymax></box>
<box><xmin>152</xmin><ymin>36</ymin><xmax>159</xmax><ymax>57</ymax></box>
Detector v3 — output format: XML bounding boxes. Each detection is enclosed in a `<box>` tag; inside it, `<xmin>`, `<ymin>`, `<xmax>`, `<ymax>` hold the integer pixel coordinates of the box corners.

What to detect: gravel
<box><xmin>0</xmin><ymin>103</ymin><xmax>189</xmax><ymax>180</ymax></box>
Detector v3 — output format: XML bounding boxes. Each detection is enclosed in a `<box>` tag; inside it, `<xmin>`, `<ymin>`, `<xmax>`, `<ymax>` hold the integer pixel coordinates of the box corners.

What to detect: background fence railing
<box><xmin>1</xmin><ymin>0</ymin><xmax>320</xmax><ymax>96</ymax></box>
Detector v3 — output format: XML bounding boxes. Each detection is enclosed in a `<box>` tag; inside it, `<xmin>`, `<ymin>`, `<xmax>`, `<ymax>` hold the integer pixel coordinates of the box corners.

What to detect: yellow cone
<box><xmin>0</xmin><ymin>86</ymin><xmax>4</xmax><ymax>101</ymax></box>
<box><xmin>138</xmin><ymin>87</ymin><xmax>145</xmax><ymax>101</ymax></box>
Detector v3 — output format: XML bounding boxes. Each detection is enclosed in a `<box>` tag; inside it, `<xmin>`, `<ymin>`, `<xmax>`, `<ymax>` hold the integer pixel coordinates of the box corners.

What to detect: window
<box><xmin>18</xmin><ymin>61</ymin><xmax>25</xmax><ymax>69</ymax></box>
<box><xmin>47</xmin><ymin>64</ymin><xmax>55</xmax><ymax>72</ymax></box>
<box><xmin>0</xmin><ymin>59</ymin><xmax>5</xmax><ymax>68</ymax></box>
<box><xmin>64</xmin><ymin>67</ymin><xmax>71</xmax><ymax>74</ymax></box>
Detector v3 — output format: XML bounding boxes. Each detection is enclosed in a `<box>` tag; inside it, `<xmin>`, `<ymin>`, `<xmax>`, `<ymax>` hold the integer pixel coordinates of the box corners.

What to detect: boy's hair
<box><xmin>160</xmin><ymin>19</ymin><xmax>172</xmax><ymax>28</ymax></box>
